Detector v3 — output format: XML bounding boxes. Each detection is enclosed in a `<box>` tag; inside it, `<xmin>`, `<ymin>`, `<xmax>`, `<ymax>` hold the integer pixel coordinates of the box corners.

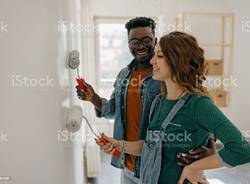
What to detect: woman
<box><xmin>96</xmin><ymin>31</ymin><xmax>250</xmax><ymax>184</ymax></box>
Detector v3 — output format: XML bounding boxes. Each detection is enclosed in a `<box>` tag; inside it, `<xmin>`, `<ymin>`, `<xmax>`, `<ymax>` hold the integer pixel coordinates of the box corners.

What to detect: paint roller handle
<box><xmin>100</xmin><ymin>137</ymin><xmax>122</xmax><ymax>159</ymax></box>
<box><xmin>76</xmin><ymin>77</ymin><xmax>87</xmax><ymax>91</ymax></box>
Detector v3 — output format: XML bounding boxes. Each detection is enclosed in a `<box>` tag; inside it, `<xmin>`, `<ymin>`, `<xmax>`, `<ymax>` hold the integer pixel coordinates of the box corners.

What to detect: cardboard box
<box><xmin>209</xmin><ymin>89</ymin><xmax>228</xmax><ymax>107</ymax></box>
<box><xmin>205</xmin><ymin>59</ymin><xmax>224</xmax><ymax>76</ymax></box>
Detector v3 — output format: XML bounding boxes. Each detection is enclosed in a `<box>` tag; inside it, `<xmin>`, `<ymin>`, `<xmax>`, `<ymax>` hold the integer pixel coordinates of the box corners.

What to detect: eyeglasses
<box><xmin>129</xmin><ymin>36</ymin><xmax>154</xmax><ymax>47</ymax></box>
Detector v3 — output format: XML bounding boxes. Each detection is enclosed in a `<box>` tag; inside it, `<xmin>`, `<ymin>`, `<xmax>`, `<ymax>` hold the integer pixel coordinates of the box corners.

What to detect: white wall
<box><xmin>90</xmin><ymin>0</ymin><xmax>164</xmax><ymax>17</ymax></box>
<box><xmin>0</xmin><ymin>0</ymin><xmax>86</xmax><ymax>184</ymax></box>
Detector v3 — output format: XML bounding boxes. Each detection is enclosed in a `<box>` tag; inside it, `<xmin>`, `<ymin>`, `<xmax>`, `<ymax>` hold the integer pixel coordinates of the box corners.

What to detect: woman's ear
<box><xmin>155</xmin><ymin>37</ymin><xmax>158</xmax><ymax>46</ymax></box>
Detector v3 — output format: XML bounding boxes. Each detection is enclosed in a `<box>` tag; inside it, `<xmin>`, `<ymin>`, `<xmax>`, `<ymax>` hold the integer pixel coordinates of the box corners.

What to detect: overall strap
<box><xmin>160</xmin><ymin>93</ymin><xmax>190</xmax><ymax>132</ymax></box>
<box><xmin>148</xmin><ymin>94</ymin><xmax>162</xmax><ymax>122</ymax></box>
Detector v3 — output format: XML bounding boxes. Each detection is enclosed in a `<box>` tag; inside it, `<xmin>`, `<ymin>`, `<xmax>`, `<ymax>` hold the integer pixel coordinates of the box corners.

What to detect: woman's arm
<box><xmin>178</xmin><ymin>97</ymin><xmax>250</xmax><ymax>184</ymax></box>
<box><xmin>95</xmin><ymin>133</ymin><xmax>144</xmax><ymax>156</ymax></box>
<box><xmin>187</xmin><ymin>154</ymin><xmax>222</xmax><ymax>170</ymax></box>
<box><xmin>195</xmin><ymin>97</ymin><xmax>250</xmax><ymax>167</ymax></box>
<box><xmin>177</xmin><ymin>154</ymin><xmax>221</xmax><ymax>184</ymax></box>
<box><xmin>122</xmin><ymin>140</ymin><xmax>144</xmax><ymax>156</ymax></box>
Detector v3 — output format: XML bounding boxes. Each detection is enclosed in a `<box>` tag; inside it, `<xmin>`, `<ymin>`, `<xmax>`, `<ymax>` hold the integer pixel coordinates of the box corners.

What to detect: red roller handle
<box><xmin>76</xmin><ymin>77</ymin><xmax>87</xmax><ymax>91</ymax></box>
<box><xmin>100</xmin><ymin>137</ymin><xmax>121</xmax><ymax>159</ymax></box>
<box><xmin>76</xmin><ymin>77</ymin><xmax>121</xmax><ymax>159</ymax></box>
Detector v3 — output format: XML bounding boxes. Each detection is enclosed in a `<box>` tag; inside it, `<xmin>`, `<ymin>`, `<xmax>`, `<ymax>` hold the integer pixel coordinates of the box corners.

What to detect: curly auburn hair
<box><xmin>159</xmin><ymin>31</ymin><xmax>208</xmax><ymax>96</ymax></box>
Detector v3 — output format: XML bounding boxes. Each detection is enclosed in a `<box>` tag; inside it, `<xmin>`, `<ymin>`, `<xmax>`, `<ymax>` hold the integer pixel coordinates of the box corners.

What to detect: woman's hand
<box><xmin>178</xmin><ymin>165</ymin><xmax>208</xmax><ymax>184</ymax></box>
<box><xmin>95</xmin><ymin>133</ymin><xmax>123</xmax><ymax>155</ymax></box>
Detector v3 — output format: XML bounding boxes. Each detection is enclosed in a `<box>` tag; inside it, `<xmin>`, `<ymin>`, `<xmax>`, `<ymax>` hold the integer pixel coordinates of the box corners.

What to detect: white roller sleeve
<box><xmin>66</xmin><ymin>106</ymin><xmax>82</xmax><ymax>133</ymax></box>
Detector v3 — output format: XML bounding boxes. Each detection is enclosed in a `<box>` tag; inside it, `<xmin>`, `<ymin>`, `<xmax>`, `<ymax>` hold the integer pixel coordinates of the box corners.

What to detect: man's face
<box><xmin>128</xmin><ymin>27</ymin><xmax>156</xmax><ymax>62</ymax></box>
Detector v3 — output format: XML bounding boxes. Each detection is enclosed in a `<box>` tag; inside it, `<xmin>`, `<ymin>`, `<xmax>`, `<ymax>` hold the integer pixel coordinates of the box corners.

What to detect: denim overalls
<box><xmin>140</xmin><ymin>94</ymin><xmax>190</xmax><ymax>184</ymax></box>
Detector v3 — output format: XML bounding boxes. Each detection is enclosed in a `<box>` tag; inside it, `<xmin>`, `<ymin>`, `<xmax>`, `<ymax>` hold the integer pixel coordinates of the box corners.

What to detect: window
<box><xmin>95</xmin><ymin>18</ymin><xmax>133</xmax><ymax>98</ymax></box>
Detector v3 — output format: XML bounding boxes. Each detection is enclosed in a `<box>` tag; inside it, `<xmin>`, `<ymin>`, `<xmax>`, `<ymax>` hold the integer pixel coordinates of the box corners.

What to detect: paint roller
<box><xmin>67</xmin><ymin>50</ymin><xmax>121</xmax><ymax>159</ymax></box>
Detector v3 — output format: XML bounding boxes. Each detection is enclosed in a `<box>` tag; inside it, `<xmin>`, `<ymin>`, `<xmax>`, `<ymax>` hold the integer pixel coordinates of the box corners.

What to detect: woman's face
<box><xmin>150</xmin><ymin>43</ymin><xmax>172</xmax><ymax>81</ymax></box>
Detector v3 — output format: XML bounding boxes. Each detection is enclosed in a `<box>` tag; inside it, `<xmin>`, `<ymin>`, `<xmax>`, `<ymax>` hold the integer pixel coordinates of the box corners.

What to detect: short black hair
<box><xmin>125</xmin><ymin>17</ymin><xmax>156</xmax><ymax>35</ymax></box>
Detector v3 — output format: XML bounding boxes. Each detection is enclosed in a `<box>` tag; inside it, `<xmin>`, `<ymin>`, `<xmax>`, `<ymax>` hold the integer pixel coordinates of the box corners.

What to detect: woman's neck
<box><xmin>164</xmin><ymin>79</ymin><xmax>185</xmax><ymax>100</ymax></box>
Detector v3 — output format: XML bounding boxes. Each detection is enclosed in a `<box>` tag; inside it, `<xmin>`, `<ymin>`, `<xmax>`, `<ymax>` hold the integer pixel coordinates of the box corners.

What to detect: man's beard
<box><xmin>133</xmin><ymin>46</ymin><xmax>155</xmax><ymax>62</ymax></box>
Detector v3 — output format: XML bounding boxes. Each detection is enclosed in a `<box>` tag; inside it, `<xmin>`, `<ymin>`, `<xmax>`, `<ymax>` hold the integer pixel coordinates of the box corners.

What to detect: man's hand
<box><xmin>76</xmin><ymin>82</ymin><xmax>102</xmax><ymax>111</ymax></box>
<box><xmin>177</xmin><ymin>137</ymin><xmax>216</xmax><ymax>166</ymax></box>
<box><xmin>76</xmin><ymin>82</ymin><xmax>95</xmax><ymax>102</ymax></box>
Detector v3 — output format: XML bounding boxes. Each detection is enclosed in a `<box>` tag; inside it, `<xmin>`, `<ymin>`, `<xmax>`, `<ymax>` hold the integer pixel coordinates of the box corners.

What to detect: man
<box><xmin>76</xmin><ymin>17</ymin><xmax>214</xmax><ymax>184</ymax></box>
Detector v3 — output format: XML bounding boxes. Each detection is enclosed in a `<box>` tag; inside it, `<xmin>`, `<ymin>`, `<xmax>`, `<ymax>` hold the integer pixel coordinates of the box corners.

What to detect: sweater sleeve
<box><xmin>194</xmin><ymin>96</ymin><xmax>250</xmax><ymax>167</ymax></box>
